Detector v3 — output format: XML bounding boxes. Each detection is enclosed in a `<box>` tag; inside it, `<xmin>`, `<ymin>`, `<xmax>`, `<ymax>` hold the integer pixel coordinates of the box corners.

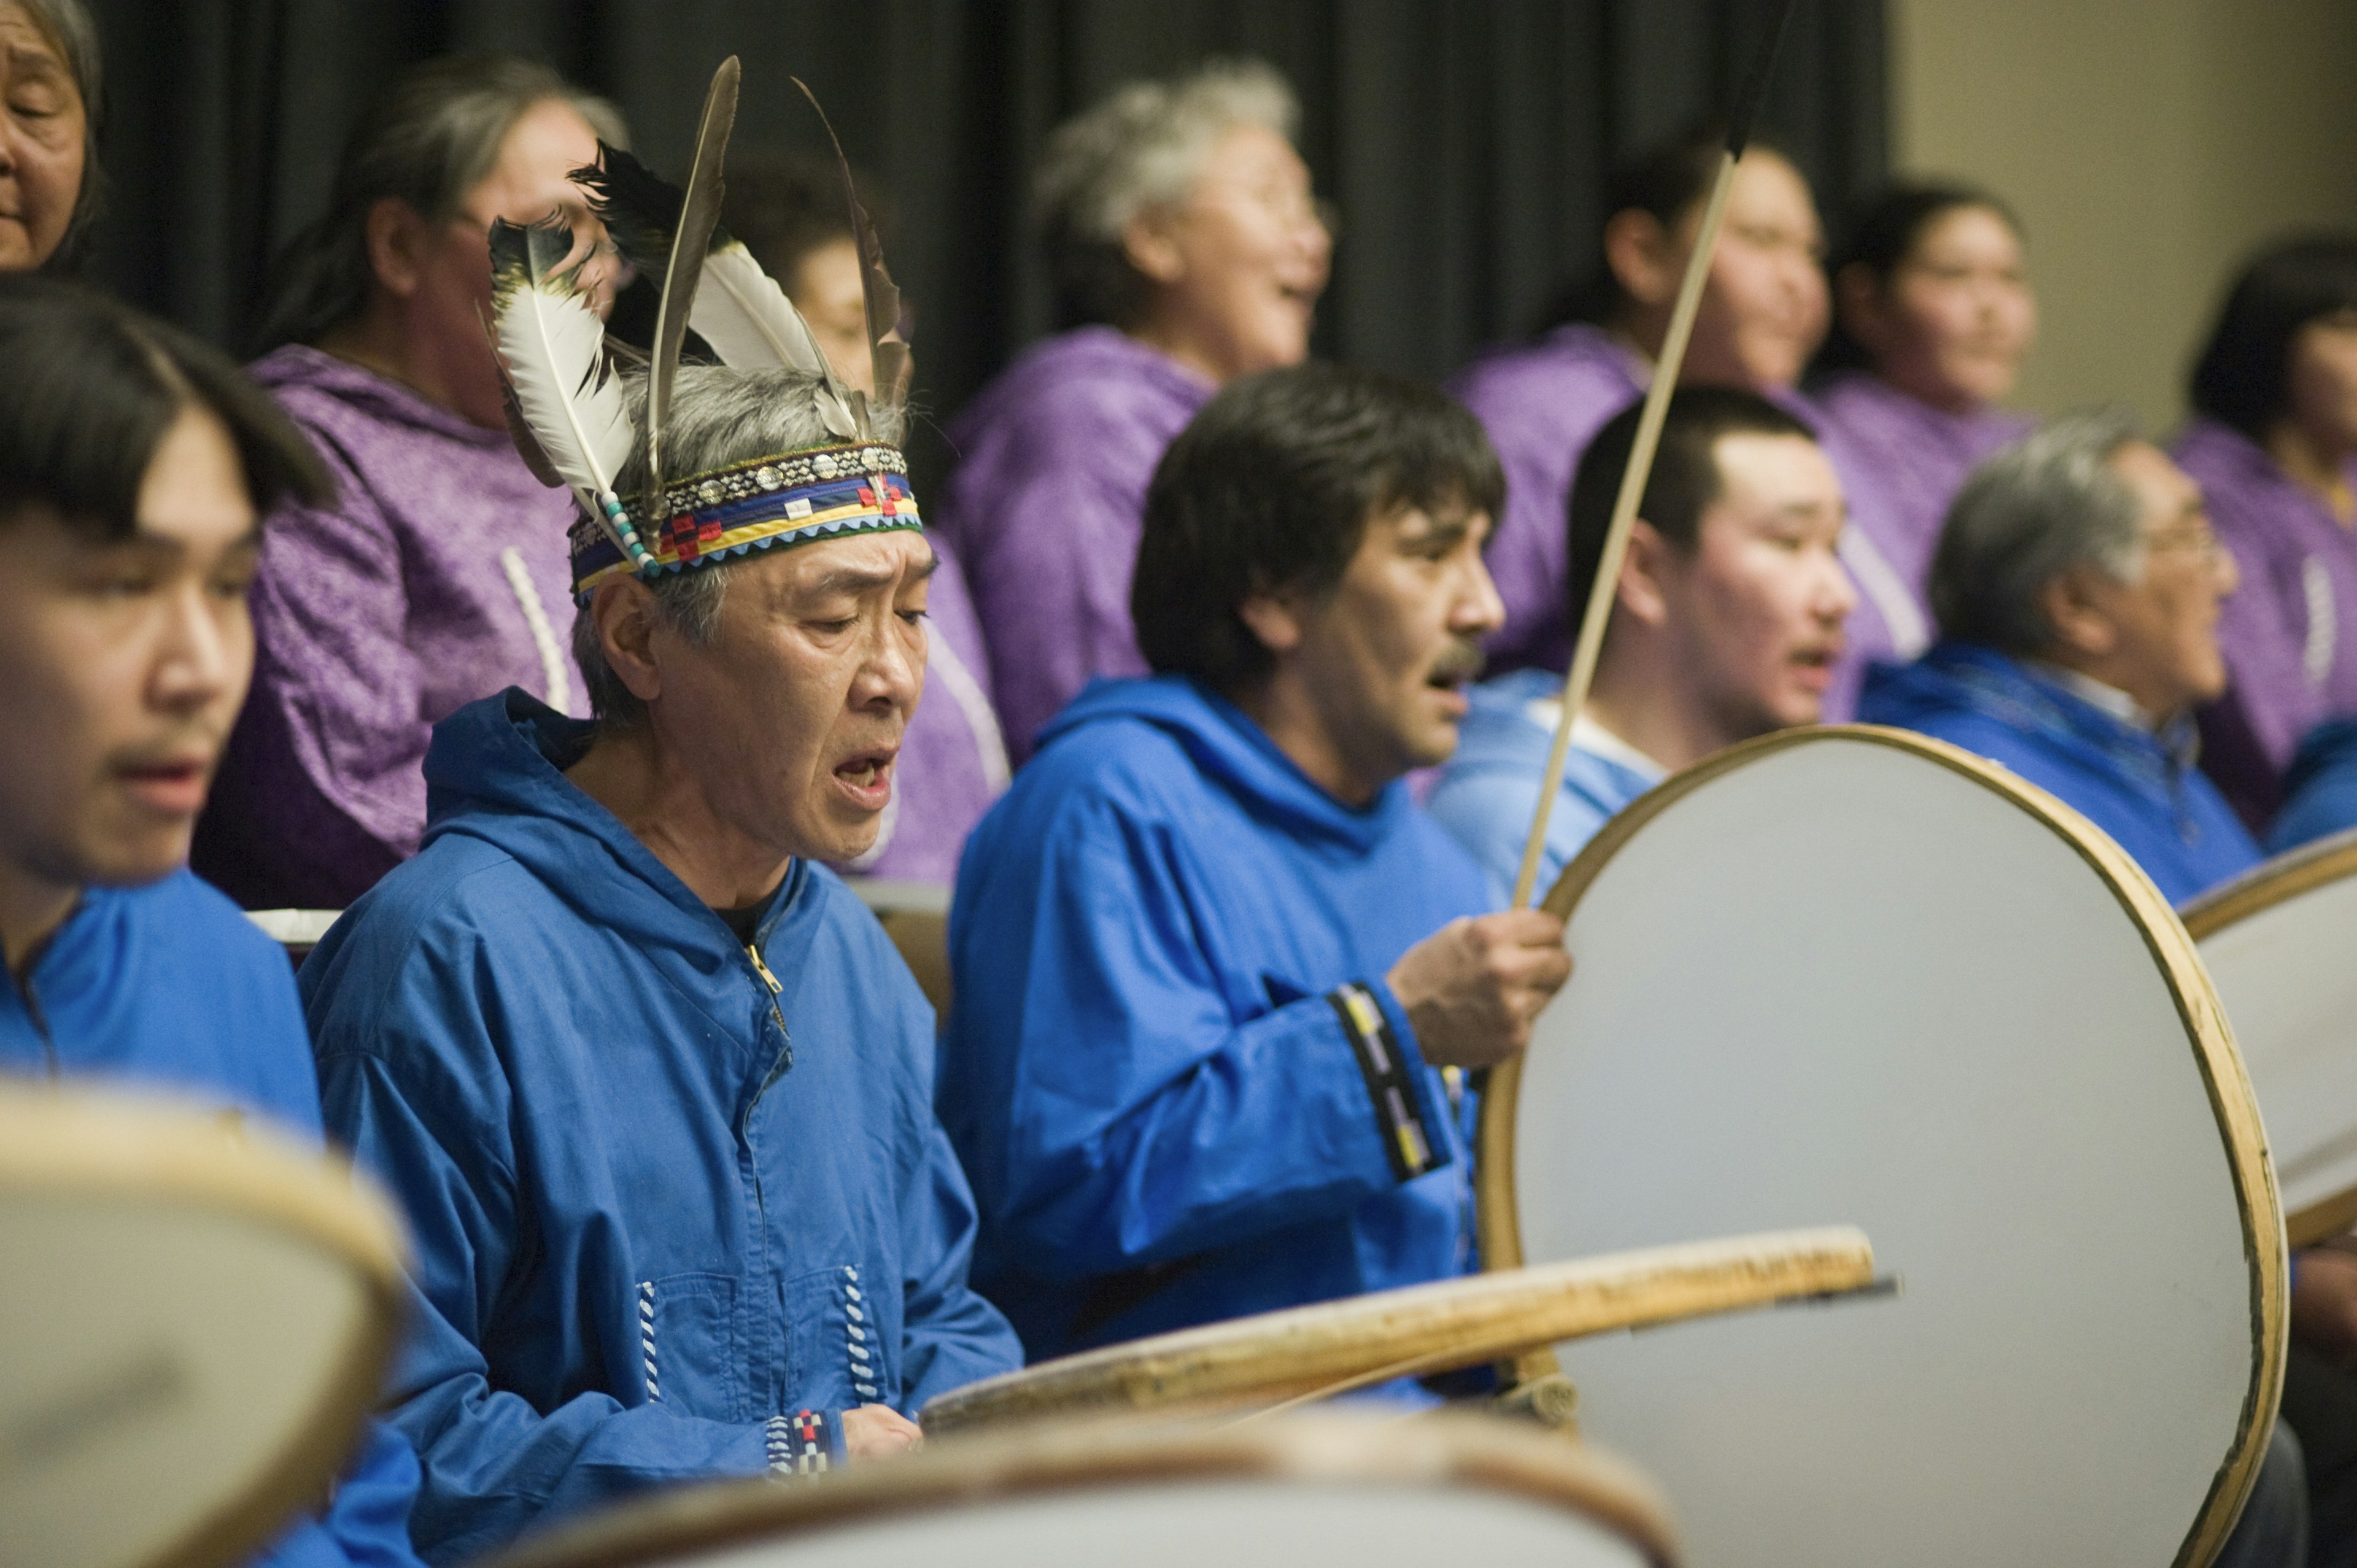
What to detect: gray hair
<box><xmin>19</xmin><ymin>0</ymin><xmax>102</xmax><ymax>273</ymax></box>
<box><xmin>1034</xmin><ymin>58</ymin><xmax>1299</xmax><ymax>329</ymax></box>
<box><xmin>252</xmin><ymin>55</ymin><xmax>626</xmax><ymax>353</ymax></box>
<box><xmin>1929</xmin><ymin>409</ymin><xmax>2149</xmax><ymax>656</ymax></box>
<box><xmin>572</xmin><ymin>366</ymin><xmax>908</xmax><ymax>727</ymax></box>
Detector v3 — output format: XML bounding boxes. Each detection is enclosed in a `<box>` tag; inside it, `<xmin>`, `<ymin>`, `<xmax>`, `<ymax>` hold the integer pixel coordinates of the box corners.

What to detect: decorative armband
<box><xmin>1328</xmin><ymin>982</ymin><xmax>1441</xmax><ymax>1181</ymax></box>
<box><xmin>766</xmin><ymin>1409</ymin><xmax>835</xmax><ymax>1476</ymax></box>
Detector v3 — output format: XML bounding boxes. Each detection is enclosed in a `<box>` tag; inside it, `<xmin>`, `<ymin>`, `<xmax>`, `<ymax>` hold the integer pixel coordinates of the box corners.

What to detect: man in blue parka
<box><xmin>0</xmin><ymin>277</ymin><xmax>425</xmax><ymax>1567</ymax></box>
<box><xmin>941</xmin><ymin>365</ymin><xmax>1574</xmax><ymax>1365</ymax></box>
<box><xmin>1430</xmin><ymin>388</ymin><xmax>1854</xmax><ymax>899</ymax></box>
<box><xmin>1857</xmin><ymin>410</ymin><xmax>2261</xmax><ymax>905</ymax></box>
<box><xmin>304</xmin><ymin>360</ymin><xmax>1021</xmax><ymax>1562</ymax></box>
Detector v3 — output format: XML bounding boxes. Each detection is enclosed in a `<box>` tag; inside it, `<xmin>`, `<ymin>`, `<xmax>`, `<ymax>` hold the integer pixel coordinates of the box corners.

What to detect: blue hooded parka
<box><xmin>940</xmin><ymin>676</ymin><xmax>1493</xmax><ymax>1364</ymax></box>
<box><xmin>303</xmin><ymin>691</ymin><xmax>1019</xmax><ymax>1563</ymax></box>
<box><xmin>1859</xmin><ymin>643</ymin><xmax>2261</xmax><ymax>903</ymax></box>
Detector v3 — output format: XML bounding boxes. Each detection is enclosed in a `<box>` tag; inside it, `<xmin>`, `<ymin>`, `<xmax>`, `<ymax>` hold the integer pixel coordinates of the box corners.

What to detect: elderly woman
<box><xmin>2173</xmin><ymin>236</ymin><xmax>2357</xmax><ymax>829</ymax></box>
<box><xmin>1810</xmin><ymin>183</ymin><xmax>2037</xmax><ymax>604</ymax></box>
<box><xmin>722</xmin><ymin>155</ymin><xmax>1008</xmax><ymax>885</ymax></box>
<box><xmin>192</xmin><ymin>56</ymin><xmax>624</xmax><ymax>911</ymax></box>
<box><xmin>935</xmin><ymin>60</ymin><xmax>1332</xmax><ymax>761</ymax></box>
<box><xmin>0</xmin><ymin>0</ymin><xmax>98</xmax><ymax>272</ymax></box>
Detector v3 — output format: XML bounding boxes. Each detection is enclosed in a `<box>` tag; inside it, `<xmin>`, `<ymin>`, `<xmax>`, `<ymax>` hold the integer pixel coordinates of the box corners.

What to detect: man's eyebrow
<box><xmin>802</xmin><ymin>549</ymin><xmax>940</xmax><ymax>598</ymax></box>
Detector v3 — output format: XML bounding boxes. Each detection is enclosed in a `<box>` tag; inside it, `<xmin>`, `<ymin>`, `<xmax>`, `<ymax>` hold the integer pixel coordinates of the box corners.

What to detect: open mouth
<box><xmin>1789</xmin><ymin>644</ymin><xmax>1843</xmax><ymax>692</ymax></box>
<box><xmin>832</xmin><ymin>747</ymin><xmax>897</xmax><ymax>809</ymax></box>
<box><xmin>115</xmin><ymin>754</ymin><xmax>212</xmax><ymax>817</ymax></box>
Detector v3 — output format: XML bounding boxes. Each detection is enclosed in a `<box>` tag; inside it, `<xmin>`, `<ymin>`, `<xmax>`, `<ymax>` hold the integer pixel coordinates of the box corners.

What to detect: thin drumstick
<box><xmin>1509</xmin><ymin>0</ymin><xmax>1798</xmax><ymax>913</ymax></box>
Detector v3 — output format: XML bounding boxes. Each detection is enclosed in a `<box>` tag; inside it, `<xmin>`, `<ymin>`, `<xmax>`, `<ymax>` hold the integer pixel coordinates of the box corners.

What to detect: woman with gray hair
<box><xmin>193</xmin><ymin>56</ymin><xmax>626</xmax><ymax>911</ymax></box>
<box><xmin>1857</xmin><ymin>409</ymin><xmax>2259</xmax><ymax>903</ymax></box>
<box><xmin>934</xmin><ymin>59</ymin><xmax>1333</xmax><ymax>761</ymax></box>
<box><xmin>0</xmin><ymin>0</ymin><xmax>100</xmax><ymax>271</ymax></box>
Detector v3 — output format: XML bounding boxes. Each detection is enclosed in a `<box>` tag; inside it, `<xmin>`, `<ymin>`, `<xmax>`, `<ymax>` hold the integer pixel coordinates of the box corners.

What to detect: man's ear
<box><xmin>2037</xmin><ymin>568</ymin><xmax>2120</xmax><ymax>660</ymax></box>
<box><xmin>1120</xmin><ymin>208</ymin><xmax>1188</xmax><ymax>288</ymax></box>
<box><xmin>1603</xmin><ymin>209</ymin><xmax>1679</xmax><ymax>312</ymax></box>
<box><xmin>1612</xmin><ymin>519</ymin><xmax>1678</xmax><ymax>629</ymax></box>
<box><xmin>1236</xmin><ymin>586</ymin><xmax>1306</xmax><ymax>658</ymax></box>
<box><xmin>592</xmin><ymin>579</ymin><xmax>665</xmax><ymax>704</ymax></box>
<box><xmin>363</xmin><ymin>196</ymin><xmax>432</xmax><ymax>300</ymax></box>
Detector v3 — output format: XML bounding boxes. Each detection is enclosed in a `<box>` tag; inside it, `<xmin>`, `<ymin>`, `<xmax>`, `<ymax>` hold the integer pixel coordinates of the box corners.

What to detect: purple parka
<box><xmin>2175</xmin><ymin>415</ymin><xmax>2357</xmax><ymax>827</ymax></box>
<box><xmin>933</xmin><ymin>326</ymin><xmax>1214</xmax><ymax>762</ymax></box>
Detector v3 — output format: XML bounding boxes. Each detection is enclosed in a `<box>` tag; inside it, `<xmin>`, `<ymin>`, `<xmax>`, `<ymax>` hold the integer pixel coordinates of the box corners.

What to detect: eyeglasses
<box><xmin>2142</xmin><ymin>520</ymin><xmax>2224</xmax><ymax>561</ymax></box>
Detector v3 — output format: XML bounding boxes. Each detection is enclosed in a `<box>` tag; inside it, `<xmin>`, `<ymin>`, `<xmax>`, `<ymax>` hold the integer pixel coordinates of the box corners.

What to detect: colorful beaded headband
<box><xmin>570</xmin><ymin>441</ymin><xmax>923</xmax><ymax>597</ymax></box>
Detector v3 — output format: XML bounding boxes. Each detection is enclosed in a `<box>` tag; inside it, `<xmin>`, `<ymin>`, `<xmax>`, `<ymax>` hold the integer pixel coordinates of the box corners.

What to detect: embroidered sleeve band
<box><xmin>1327</xmin><ymin>982</ymin><xmax>1440</xmax><ymax>1182</ymax></box>
<box><xmin>765</xmin><ymin>1409</ymin><xmax>836</xmax><ymax>1477</ymax></box>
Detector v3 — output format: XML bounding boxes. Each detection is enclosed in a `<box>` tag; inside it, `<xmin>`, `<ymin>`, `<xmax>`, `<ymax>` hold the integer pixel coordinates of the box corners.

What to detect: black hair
<box><xmin>0</xmin><ymin>275</ymin><xmax>330</xmax><ymax>539</ymax></box>
<box><xmin>249</xmin><ymin>54</ymin><xmax>625</xmax><ymax>355</ymax></box>
<box><xmin>1566</xmin><ymin>386</ymin><xmax>1817</xmax><ymax>617</ymax></box>
<box><xmin>1134</xmin><ymin>362</ymin><xmax>1505</xmax><ymax>693</ymax></box>
<box><xmin>718</xmin><ymin>149</ymin><xmax>892</xmax><ymax>285</ymax></box>
<box><xmin>1545</xmin><ymin>123</ymin><xmax>1795</xmax><ymax>331</ymax></box>
<box><xmin>2188</xmin><ymin>234</ymin><xmax>2357</xmax><ymax>441</ymax></box>
<box><xmin>1812</xmin><ymin>181</ymin><xmax>2022</xmax><ymax>377</ymax></box>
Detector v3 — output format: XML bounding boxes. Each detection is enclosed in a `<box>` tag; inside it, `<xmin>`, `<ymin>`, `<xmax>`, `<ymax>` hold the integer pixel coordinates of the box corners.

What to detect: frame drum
<box><xmin>0</xmin><ymin>1084</ymin><xmax>409</xmax><ymax>1568</ymax></box>
<box><xmin>2182</xmin><ymin>829</ymin><xmax>2357</xmax><ymax>1245</ymax></box>
<box><xmin>484</xmin><ymin>1412</ymin><xmax>1678</xmax><ymax>1568</ymax></box>
<box><xmin>1480</xmin><ymin>727</ymin><xmax>2282</xmax><ymax>1568</ymax></box>
<box><xmin>920</xmin><ymin>1227</ymin><xmax>1873</xmax><ymax>1437</ymax></box>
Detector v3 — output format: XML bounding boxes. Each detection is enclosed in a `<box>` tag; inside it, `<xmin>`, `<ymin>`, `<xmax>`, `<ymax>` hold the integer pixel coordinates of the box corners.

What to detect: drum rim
<box><xmin>2181</xmin><ymin>824</ymin><xmax>2357</xmax><ymax>1245</ymax></box>
<box><xmin>1473</xmin><ymin>722</ymin><xmax>2286</xmax><ymax>1568</ymax></box>
<box><xmin>480</xmin><ymin>1412</ymin><xmax>1680</xmax><ymax>1568</ymax></box>
<box><xmin>919</xmin><ymin>1226</ymin><xmax>1875</xmax><ymax>1437</ymax></box>
<box><xmin>0</xmin><ymin>1083</ymin><xmax>409</xmax><ymax>1568</ymax></box>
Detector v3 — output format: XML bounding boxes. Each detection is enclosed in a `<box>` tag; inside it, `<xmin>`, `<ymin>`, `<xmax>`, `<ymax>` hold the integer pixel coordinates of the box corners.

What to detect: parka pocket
<box><xmin>784</xmin><ymin>1263</ymin><xmax>889</xmax><ymax>1410</ymax></box>
<box><xmin>635</xmin><ymin>1273</ymin><xmax>743</xmax><ymax>1419</ymax></box>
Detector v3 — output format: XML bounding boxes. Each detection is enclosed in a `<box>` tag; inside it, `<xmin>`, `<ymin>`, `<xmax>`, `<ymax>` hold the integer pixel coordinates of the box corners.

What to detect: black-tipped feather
<box><xmin>647</xmin><ymin>56</ymin><xmax>742</xmax><ymax>500</ymax></box>
<box><xmin>793</xmin><ymin>77</ymin><xmax>913</xmax><ymax>419</ymax></box>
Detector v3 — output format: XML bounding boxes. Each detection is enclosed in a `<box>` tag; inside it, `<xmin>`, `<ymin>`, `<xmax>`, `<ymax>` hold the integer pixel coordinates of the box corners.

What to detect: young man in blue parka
<box><xmin>941</xmin><ymin>363</ymin><xmax>1574</xmax><ymax>1365</ymax></box>
<box><xmin>0</xmin><ymin>276</ymin><xmax>427</xmax><ymax>1568</ymax></box>
<box><xmin>302</xmin><ymin>357</ymin><xmax>1023</xmax><ymax>1561</ymax></box>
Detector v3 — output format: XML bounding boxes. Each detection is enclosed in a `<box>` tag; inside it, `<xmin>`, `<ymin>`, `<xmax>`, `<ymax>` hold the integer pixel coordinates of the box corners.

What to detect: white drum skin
<box><xmin>2185</xmin><ymin>830</ymin><xmax>2357</xmax><ymax>1244</ymax></box>
<box><xmin>1484</xmin><ymin>728</ymin><xmax>2281</xmax><ymax>1568</ymax></box>
<box><xmin>0</xmin><ymin>1086</ymin><xmax>406</xmax><ymax>1568</ymax></box>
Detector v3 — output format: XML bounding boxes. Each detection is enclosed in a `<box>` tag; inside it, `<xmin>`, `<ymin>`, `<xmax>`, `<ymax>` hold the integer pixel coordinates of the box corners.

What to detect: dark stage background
<box><xmin>75</xmin><ymin>1</ymin><xmax>1886</xmax><ymax>457</ymax></box>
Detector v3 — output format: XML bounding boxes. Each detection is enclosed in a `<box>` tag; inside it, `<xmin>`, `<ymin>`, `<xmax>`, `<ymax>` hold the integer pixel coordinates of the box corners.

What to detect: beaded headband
<box><xmin>570</xmin><ymin>441</ymin><xmax>923</xmax><ymax>598</ymax></box>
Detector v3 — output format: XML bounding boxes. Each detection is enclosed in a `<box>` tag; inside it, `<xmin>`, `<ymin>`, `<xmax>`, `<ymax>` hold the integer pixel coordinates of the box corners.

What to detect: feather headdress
<box><xmin>487</xmin><ymin>214</ymin><xmax>651</xmax><ymax>568</ymax></box>
<box><xmin>493</xmin><ymin>55</ymin><xmax>923</xmax><ymax>600</ymax></box>
<box><xmin>571</xmin><ymin>144</ymin><xmax>860</xmax><ymax>441</ymax></box>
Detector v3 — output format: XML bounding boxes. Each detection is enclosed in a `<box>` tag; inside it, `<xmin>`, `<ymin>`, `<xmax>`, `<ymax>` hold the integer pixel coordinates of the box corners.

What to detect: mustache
<box><xmin>1428</xmin><ymin>639</ymin><xmax>1487</xmax><ymax>685</ymax></box>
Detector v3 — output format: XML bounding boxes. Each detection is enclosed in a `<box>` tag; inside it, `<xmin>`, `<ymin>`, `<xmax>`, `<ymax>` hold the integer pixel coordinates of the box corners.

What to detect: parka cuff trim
<box><xmin>1328</xmin><ymin>981</ymin><xmax>1441</xmax><ymax>1182</ymax></box>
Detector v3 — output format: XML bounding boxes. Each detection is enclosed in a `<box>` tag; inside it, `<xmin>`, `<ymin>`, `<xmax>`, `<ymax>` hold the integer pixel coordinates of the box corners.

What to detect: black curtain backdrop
<box><xmin>77</xmin><ymin>1</ymin><xmax>1885</xmax><ymax>465</ymax></box>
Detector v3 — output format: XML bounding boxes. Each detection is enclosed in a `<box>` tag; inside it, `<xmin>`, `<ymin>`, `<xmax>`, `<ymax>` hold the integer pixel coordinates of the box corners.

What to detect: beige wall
<box><xmin>1891</xmin><ymin>0</ymin><xmax>2357</xmax><ymax>430</ymax></box>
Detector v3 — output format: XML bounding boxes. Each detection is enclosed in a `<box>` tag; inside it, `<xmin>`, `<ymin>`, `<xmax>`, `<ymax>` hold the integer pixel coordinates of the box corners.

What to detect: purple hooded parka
<box><xmin>195</xmin><ymin>346</ymin><xmax>584</xmax><ymax>911</ymax></box>
<box><xmin>934</xmin><ymin>326</ymin><xmax>1214</xmax><ymax>762</ymax></box>
<box><xmin>2174</xmin><ymin>415</ymin><xmax>2357</xmax><ymax>827</ymax></box>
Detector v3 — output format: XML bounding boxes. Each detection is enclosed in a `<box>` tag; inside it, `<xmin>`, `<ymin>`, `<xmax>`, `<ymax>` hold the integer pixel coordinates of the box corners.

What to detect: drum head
<box><xmin>0</xmin><ymin>1085</ymin><xmax>408</xmax><ymax>1568</ymax></box>
<box><xmin>1482</xmin><ymin>727</ymin><xmax>2281</xmax><ymax>1568</ymax></box>
<box><xmin>922</xmin><ymin>1227</ymin><xmax>1871</xmax><ymax>1437</ymax></box>
<box><xmin>2185</xmin><ymin>829</ymin><xmax>2357</xmax><ymax>1244</ymax></box>
<box><xmin>486</xmin><ymin>1412</ymin><xmax>1677</xmax><ymax>1568</ymax></box>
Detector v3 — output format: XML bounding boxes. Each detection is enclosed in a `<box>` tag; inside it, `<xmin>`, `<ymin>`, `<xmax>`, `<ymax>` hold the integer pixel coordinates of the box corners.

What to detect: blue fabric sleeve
<box><xmin>317</xmin><ymin>1051</ymin><xmax>768</xmax><ymax>1565</ymax></box>
<box><xmin>246</xmin><ymin>1419</ymin><xmax>425</xmax><ymax>1568</ymax></box>
<box><xmin>896</xmin><ymin>1118</ymin><xmax>1028</xmax><ymax>1413</ymax></box>
<box><xmin>974</xmin><ymin>828</ymin><xmax>1454</xmax><ymax>1280</ymax></box>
